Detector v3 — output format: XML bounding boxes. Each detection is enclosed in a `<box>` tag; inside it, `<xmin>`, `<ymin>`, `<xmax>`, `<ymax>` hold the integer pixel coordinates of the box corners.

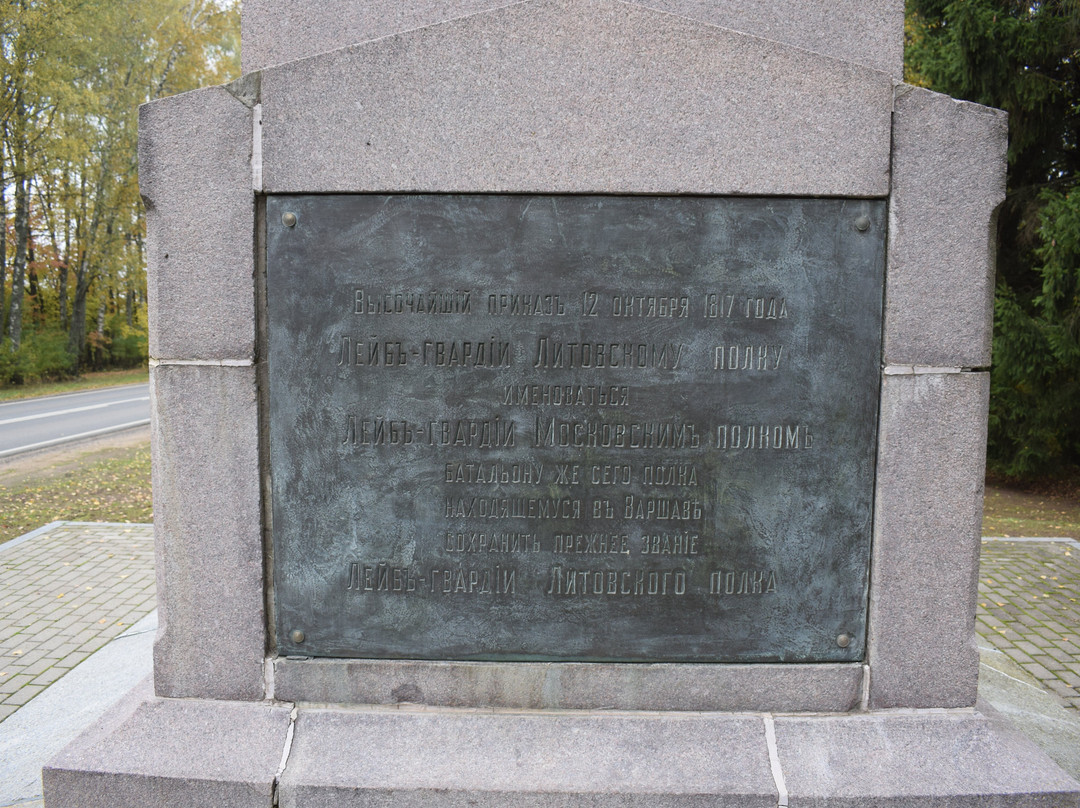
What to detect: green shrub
<box><xmin>102</xmin><ymin>314</ymin><xmax>148</xmax><ymax>369</ymax></box>
<box><xmin>28</xmin><ymin>330</ymin><xmax>77</xmax><ymax>380</ymax></box>
<box><xmin>0</xmin><ymin>330</ymin><xmax>76</xmax><ymax>387</ymax></box>
<box><xmin>0</xmin><ymin>340</ymin><xmax>17</xmax><ymax>386</ymax></box>
<box><xmin>988</xmin><ymin>190</ymin><xmax>1080</xmax><ymax>476</ymax></box>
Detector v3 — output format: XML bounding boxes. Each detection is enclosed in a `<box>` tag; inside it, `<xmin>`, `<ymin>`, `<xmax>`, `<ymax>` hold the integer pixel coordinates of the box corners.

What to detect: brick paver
<box><xmin>0</xmin><ymin>522</ymin><xmax>155</xmax><ymax>723</ymax></box>
<box><xmin>978</xmin><ymin>539</ymin><xmax>1080</xmax><ymax>711</ymax></box>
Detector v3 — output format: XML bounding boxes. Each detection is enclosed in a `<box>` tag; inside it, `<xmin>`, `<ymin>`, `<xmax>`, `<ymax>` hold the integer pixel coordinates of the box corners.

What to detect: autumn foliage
<box><xmin>0</xmin><ymin>0</ymin><xmax>239</xmax><ymax>384</ymax></box>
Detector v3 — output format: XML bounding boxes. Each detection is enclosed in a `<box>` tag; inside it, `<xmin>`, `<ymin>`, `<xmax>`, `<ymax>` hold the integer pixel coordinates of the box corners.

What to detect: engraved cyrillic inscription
<box><xmin>702</xmin><ymin>294</ymin><xmax>789</xmax><ymax>320</ymax></box>
<box><xmin>715</xmin><ymin>424</ymin><xmax>814</xmax><ymax>450</ymax></box>
<box><xmin>546</xmin><ymin>566</ymin><xmax>689</xmax><ymax>597</ymax></box>
<box><xmin>421</xmin><ymin>339</ymin><xmax>511</xmax><ymax>367</ymax></box>
<box><xmin>642</xmin><ymin>464</ymin><xmax>698</xmax><ymax>487</ymax></box>
<box><xmin>503</xmin><ymin>384</ymin><xmax>630</xmax><ymax>408</ymax></box>
<box><xmin>445</xmin><ymin>532</ymin><xmax>542</xmax><ymax>554</ymax></box>
<box><xmin>445</xmin><ymin>462</ymin><xmax>544</xmax><ymax>485</ymax></box>
<box><xmin>532</xmin><ymin>418</ymin><xmax>703</xmax><ymax>449</ymax></box>
<box><xmin>444</xmin><ymin>496</ymin><xmax>583</xmax><ymax>520</ymax></box>
<box><xmin>354</xmin><ymin>289</ymin><xmax>473</xmax><ymax>315</ymax></box>
<box><xmin>640</xmin><ymin>533</ymin><xmax>701</xmax><ymax>556</ymax></box>
<box><xmin>487</xmin><ymin>293</ymin><xmax>566</xmax><ymax>316</ymax></box>
<box><xmin>532</xmin><ymin>339</ymin><xmax>685</xmax><ymax>370</ymax></box>
<box><xmin>713</xmin><ymin>344</ymin><xmax>784</xmax><ymax>371</ymax></box>
<box><xmin>708</xmin><ymin>569</ymin><xmax>779</xmax><ymax>596</ymax></box>
<box><xmin>554</xmin><ymin>532</ymin><xmax>631</xmax><ymax>555</ymax></box>
<box><xmin>268</xmin><ymin>194</ymin><xmax>884</xmax><ymax>662</ymax></box>
<box><xmin>345</xmin><ymin>562</ymin><xmax>518</xmax><ymax>595</ymax></box>
<box><xmin>610</xmin><ymin>294</ymin><xmax>690</xmax><ymax>318</ymax></box>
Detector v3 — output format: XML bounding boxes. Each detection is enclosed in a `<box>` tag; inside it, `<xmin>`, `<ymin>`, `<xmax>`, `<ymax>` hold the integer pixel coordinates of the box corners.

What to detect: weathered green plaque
<box><xmin>266</xmin><ymin>194</ymin><xmax>884</xmax><ymax>662</ymax></box>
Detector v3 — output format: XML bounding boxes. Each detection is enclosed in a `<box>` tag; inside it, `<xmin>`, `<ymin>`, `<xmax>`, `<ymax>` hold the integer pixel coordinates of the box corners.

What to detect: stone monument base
<box><xmin>44</xmin><ymin>680</ymin><xmax>1080</xmax><ymax>807</ymax></box>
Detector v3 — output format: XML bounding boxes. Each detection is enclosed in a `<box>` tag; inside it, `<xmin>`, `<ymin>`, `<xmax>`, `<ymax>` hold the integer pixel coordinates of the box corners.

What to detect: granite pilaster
<box><xmin>885</xmin><ymin>86</ymin><xmax>1007</xmax><ymax>368</ymax></box>
<box><xmin>867</xmin><ymin>371</ymin><xmax>990</xmax><ymax>708</ymax></box>
<box><xmin>150</xmin><ymin>363</ymin><xmax>265</xmax><ymax>700</ymax></box>
<box><xmin>139</xmin><ymin>85</ymin><xmax>255</xmax><ymax>362</ymax></box>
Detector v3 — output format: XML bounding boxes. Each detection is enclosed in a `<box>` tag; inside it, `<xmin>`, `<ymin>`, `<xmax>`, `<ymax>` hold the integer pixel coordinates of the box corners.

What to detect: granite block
<box><xmin>652</xmin><ymin>0</ymin><xmax>904</xmax><ymax>77</ymax></box>
<box><xmin>885</xmin><ymin>85</ymin><xmax>1008</xmax><ymax>368</ymax></box>
<box><xmin>867</xmin><ymin>371</ymin><xmax>990</xmax><ymax>709</ymax></box>
<box><xmin>150</xmin><ymin>364</ymin><xmax>265</xmax><ymax>701</ymax></box>
<box><xmin>43</xmin><ymin>679</ymin><xmax>292</xmax><ymax>808</ymax></box>
<box><xmin>241</xmin><ymin>0</ymin><xmax>903</xmax><ymax>77</ymax></box>
<box><xmin>775</xmin><ymin>710</ymin><xmax>1080</xmax><ymax>807</ymax></box>
<box><xmin>241</xmin><ymin>0</ymin><xmax>514</xmax><ymax>73</ymax></box>
<box><xmin>139</xmin><ymin>85</ymin><xmax>255</xmax><ymax>361</ymax></box>
<box><xmin>278</xmin><ymin>708</ymin><xmax>776</xmax><ymax>807</ymax></box>
<box><xmin>273</xmin><ymin>658</ymin><xmax>862</xmax><ymax>712</ymax></box>
<box><xmin>258</xmin><ymin>0</ymin><xmax>893</xmax><ymax>196</ymax></box>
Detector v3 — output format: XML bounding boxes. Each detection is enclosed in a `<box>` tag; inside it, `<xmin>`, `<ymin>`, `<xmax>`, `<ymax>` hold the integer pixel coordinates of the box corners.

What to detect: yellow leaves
<box><xmin>0</xmin><ymin>443</ymin><xmax>151</xmax><ymax>544</ymax></box>
<box><xmin>981</xmin><ymin>484</ymin><xmax>1080</xmax><ymax>539</ymax></box>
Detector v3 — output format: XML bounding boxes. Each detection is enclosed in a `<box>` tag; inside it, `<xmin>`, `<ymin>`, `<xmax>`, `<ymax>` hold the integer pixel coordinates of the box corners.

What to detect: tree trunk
<box><xmin>27</xmin><ymin>241</ymin><xmax>39</xmax><ymax>316</ymax></box>
<box><xmin>8</xmin><ymin>85</ymin><xmax>30</xmax><ymax>352</ymax></box>
<box><xmin>58</xmin><ymin>228</ymin><xmax>69</xmax><ymax>330</ymax></box>
<box><xmin>68</xmin><ymin>270</ymin><xmax>88</xmax><ymax>362</ymax></box>
<box><xmin>58</xmin><ymin>173</ymin><xmax>71</xmax><ymax>330</ymax></box>
<box><xmin>0</xmin><ymin>138</ymin><xmax>7</xmax><ymax>341</ymax></box>
<box><xmin>9</xmin><ymin>171</ymin><xmax>29</xmax><ymax>351</ymax></box>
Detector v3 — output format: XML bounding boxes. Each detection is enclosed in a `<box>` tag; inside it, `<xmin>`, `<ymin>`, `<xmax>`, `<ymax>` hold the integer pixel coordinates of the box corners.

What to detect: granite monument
<box><xmin>43</xmin><ymin>1</ymin><xmax>1080</xmax><ymax>805</ymax></box>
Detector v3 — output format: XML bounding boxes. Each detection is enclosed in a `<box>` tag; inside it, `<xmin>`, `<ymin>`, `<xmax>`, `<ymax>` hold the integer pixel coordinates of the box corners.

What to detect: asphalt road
<box><xmin>0</xmin><ymin>383</ymin><xmax>150</xmax><ymax>459</ymax></box>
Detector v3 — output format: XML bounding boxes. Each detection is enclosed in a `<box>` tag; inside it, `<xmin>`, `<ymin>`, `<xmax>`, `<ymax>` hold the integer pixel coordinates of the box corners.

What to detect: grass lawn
<box><xmin>982</xmin><ymin>478</ymin><xmax>1080</xmax><ymax>539</ymax></box>
<box><xmin>0</xmin><ymin>367</ymin><xmax>148</xmax><ymax>403</ymax></box>
<box><xmin>0</xmin><ymin>436</ymin><xmax>152</xmax><ymax>545</ymax></box>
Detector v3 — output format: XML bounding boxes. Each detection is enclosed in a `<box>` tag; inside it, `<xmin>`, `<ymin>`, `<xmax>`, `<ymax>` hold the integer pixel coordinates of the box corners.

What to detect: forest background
<box><xmin>0</xmin><ymin>0</ymin><xmax>237</xmax><ymax>385</ymax></box>
<box><xmin>0</xmin><ymin>0</ymin><xmax>1078</xmax><ymax>482</ymax></box>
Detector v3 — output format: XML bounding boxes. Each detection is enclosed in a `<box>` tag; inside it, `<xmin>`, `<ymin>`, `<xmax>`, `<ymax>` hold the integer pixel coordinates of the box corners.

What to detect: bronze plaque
<box><xmin>266</xmin><ymin>194</ymin><xmax>884</xmax><ymax>662</ymax></box>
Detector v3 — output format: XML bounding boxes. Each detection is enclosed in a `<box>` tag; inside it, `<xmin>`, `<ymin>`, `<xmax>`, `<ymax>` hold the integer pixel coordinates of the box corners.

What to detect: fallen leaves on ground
<box><xmin>0</xmin><ymin>444</ymin><xmax>151</xmax><ymax>544</ymax></box>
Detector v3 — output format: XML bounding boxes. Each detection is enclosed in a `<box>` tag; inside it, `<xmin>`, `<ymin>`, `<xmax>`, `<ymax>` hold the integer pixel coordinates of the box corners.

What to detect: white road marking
<box><xmin>0</xmin><ymin>397</ymin><xmax>149</xmax><ymax>426</ymax></box>
<box><xmin>0</xmin><ymin>419</ymin><xmax>150</xmax><ymax>458</ymax></box>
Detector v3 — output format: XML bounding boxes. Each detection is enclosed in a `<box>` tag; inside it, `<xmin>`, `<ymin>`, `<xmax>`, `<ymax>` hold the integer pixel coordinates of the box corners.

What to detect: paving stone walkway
<box><xmin>0</xmin><ymin>522</ymin><xmax>155</xmax><ymax>723</ymax></box>
<box><xmin>977</xmin><ymin>538</ymin><xmax>1080</xmax><ymax>712</ymax></box>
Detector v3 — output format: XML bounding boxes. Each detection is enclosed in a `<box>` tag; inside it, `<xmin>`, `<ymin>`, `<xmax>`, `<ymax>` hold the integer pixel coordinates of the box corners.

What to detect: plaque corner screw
<box><xmin>282</xmin><ymin>211</ymin><xmax>298</xmax><ymax>228</ymax></box>
<box><xmin>854</xmin><ymin>215</ymin><xmax>871</xmax><ymax>232</ymax></box>
<box><xmin>836</xmin><ymin>633</ymin><xmax>852</xmax><ymax>648</ymax></box>
<box><xmin>290</xmin><ymin>628</ymin><xmax>306</xmax><ymax>644</ymax></box>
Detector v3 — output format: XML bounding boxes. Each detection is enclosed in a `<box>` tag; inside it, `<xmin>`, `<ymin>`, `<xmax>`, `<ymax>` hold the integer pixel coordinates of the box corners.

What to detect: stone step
<box><xmin>43</xmin><ymin>686</ymin><xmax>1080</xmax><ymax>807</ymax></box>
